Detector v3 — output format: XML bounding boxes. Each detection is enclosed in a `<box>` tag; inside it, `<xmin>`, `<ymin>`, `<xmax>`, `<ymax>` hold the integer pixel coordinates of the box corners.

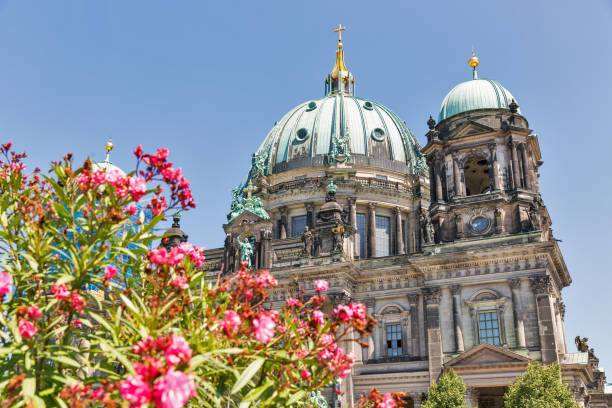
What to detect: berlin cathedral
<box><xmin>164</xmin><ymin>26</ymin><xmax>612</xmax><ymax>407</ymax></box>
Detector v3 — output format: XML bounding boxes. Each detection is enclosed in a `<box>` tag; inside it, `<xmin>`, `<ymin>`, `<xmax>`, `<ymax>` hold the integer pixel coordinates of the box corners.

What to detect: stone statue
<box><xmin>528</xmin><ymin>203</ymin><xmax>540</xmax><ymax>231</ymax></box>
<box><xmin>309</xmin><ymin>390</ymin><xmax>329</xmax><ymax>408</ymax></box>
<box><xmin>332</xmin><ymin>224</ymin><xmax>345</xmax><ymax>252</ymax></box>
<box><xmin>227</xmin><ymin>183</ymin><xmax>245</xmax><ymax>221</ymax></box>
<box><xmin>575</xmin><ymin>336</ymin><xmax>589</xmax><ymax>353</ymax></box>
<box><xmin>237</xmin><ymin>236</ymin><xmax>255</xmax><ymax>268</ymax></box>
<box><xmin>249</xmin><ymin>151</ymin><xmax>268</xmax><ymax>179</ymax></box>
<box><xmin>301</xmin><ymin>226</ymin><xmax>313</xmax><ymax>256</ymax></box>
<box><xmin>227</xmin><ymin>180</ymin><xmax>270</xmax><ymax>222</ymax></box>
<box><xmin>420</xmin><ymin>210</ymin><xmax>434</xmax><ymax>244</ymax></box>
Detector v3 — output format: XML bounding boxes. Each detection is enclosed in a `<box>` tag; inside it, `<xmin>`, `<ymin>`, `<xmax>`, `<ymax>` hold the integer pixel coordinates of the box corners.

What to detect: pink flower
<box><xmin>128</xmin><ymin>176</ymin><xmax>147</xmax><ymax>201</ymax></box>
<box><xmin>0</xmin><ymin>272</ymin><xmax>12</xmax><ymax>295</ymax></box>
<box><xmin>301</xmin><ymin>369</ymin><xmax>311</xmax><ymax>380</ymax></box>
<box><xmin>105</xmin><ymin>169</ymin><xmax>124</xmax><ymax>185</ymax></box>
<box><xmin>120</xmin><ymin>375</ymin><xmax>152</xmax><ymax>407</ymax></box>
<box><xmin>255</xmin><ymin>270</ymin><xmax>277</xmax><ymax>288</ymax></box>
<box><xmin>377</xmin><ymin>393</ymin><xmax>396</xmax><ymax>408</ymax></box>
<box><xmin>220</xmin><ymin>311</ymin><xmax>242</xmax><ymax>334</ymax></box>
<box><xmin>314</xmin><ymin>279</ymin><xmax>328</xmax><ymax>292</ymax></box>
<box><xmin>295</xmin><ymin>349</ymin><xmax>308</xmax><ymax>358</ymax></box>
<box><xmin>51</xmin><ymin>283</ymin><xmax>70</xmax><ymax>300</ymax></box>
<box><xmin>312</xmin><ymin>310</ymin><xmax>325</xmax><ymax>326</ymax></box>
<box><xmin>26</xmin><ymin>305</ymin><xmax>42</xmax><ymax>320</ymax></box>
<box><xmin>125</xmin><ymin>203</ymin><xmax>138</xmax><ymax>216</ymax></box>
<box><xmin>286</xmin><ymin>297</ymin><xmax>300</xmax><ymax>307</ymax></box>
<box><xmin>243</xmin><ymin>289</ymin><xmax>253</xmax><ymax>299</ymax></box>
<box><xmin>349</xmin><ymin>303</ymin><xmax>366</xmax><ymax>321</ymax></box>
<box><xmin>149</xmin><ymin>248</ymin><xmax>169</xmax><ymax>265</ymax></box>
<box><xmin>334</xmin><ymin>304</ymin><xmax>353</xmax><ymax>322</ymax></box>
<box><xmin>19</xmin><ymin>319</ymin><xmax>37</xmax><ymax>339</ymax></box>
<box><xmin>152</xmin><ymin>369</ymin><xmax>196</xmax><ymax>408</ymax></box>
<box><xmin>172</xmin><ymin>276</ymin><xmax>189</xmax><ymax>290</ymax></box>
<box><xmin>165</xmin><ymin>334</ymin><xmax>192</xmax><ymax>367</ymax></box>
<box><xmin>92</xmin><ymin>169</ymin><xmax>107</xmax><ymax>184</ymax></box>
<box><xmin>319</xmin><ymin>334</ymin><xmax>334</xmax><ymax>347</ymax></box>
<box><xmin>252</xmin><ymin>313</ymin><xmax>275</xmax><ymax>343</ymax></box>
<box><xmin>104</xmin><ymin>265</ymin><xmax>118</xmax><ymax>280</ymax></box>
<box><xmin>72</xmin><ymin>319</ymin><xmax>83</xmax><ymax>328</ymax></box>
<box><xmin>72</xmin><ymin>293</ymin><xmax>86</xmax><ymax>312</ymax></box>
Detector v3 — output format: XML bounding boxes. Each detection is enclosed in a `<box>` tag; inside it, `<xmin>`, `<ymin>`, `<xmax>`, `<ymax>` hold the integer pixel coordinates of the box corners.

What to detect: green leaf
<box><xmin>286</xmin><ymin>389</ymin><xmax>307</xmax><ymax>406</ymax></box>
<box><xmin>30</xmin><ymin>395</ymin><xmax>46</xmax><ymax>408</ymax></box>
<box><xmin>241</xmin><ymin>381</ymin><xmax>273</xmax><ymax>404</ymax></box>
<box><xmin>119</xmin><ymin>294</ymin><xmax>141</xmax><ymax>317</ymax></box>
<box><xmin>22</xmin><ymin>377</ymin><xmax>35</xmax><ymax>396</ymax></box>
<box><xmin>231</xmin><ymin>357</ymin><xmax>264</xmax><ymax>395</ymax></box>
<box><xmin>49</xmin><ymin>355</ymin><xmax>82</xmax><ymax>369</ymax></box>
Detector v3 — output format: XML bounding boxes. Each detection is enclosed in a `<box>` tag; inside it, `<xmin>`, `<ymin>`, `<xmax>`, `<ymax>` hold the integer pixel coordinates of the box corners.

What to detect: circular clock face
<box><xmin>471</xmin><ymin>217</ymin><xmax>489</xmax><ymax>232</ymax></box>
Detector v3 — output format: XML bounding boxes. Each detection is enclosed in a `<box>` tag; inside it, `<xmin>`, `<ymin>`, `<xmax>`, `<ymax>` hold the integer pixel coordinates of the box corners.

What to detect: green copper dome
<box><xmin>438</xmin><ymin>78</ymin><xmax>520</xmax><ymax>123</ymax></box>
<box><xmin>251</xmin><ymin>94</ymin><xmax>426</xmax><ymax>176</ymax></box>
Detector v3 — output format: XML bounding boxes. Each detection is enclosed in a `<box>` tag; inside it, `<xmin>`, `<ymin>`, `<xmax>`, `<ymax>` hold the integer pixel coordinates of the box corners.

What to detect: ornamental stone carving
<box><xmin>531</xmin><ymin>275</ymin><xmax>553</xmax><ymax>295</ymax></box>
<box><xmin>423</xmin><ymin>287</ymin><xmax>441</xmax><ymax>305</ymax></box>
<box><xmin>509</xmin><ymin>278</ymin><xmax>521</xmax><ymax>290</ymax></box>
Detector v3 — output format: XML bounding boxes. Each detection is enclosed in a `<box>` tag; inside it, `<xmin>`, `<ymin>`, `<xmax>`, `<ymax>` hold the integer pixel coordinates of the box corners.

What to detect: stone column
<box><xmin>520</xmin><ymin>143</ymin><xmax>531</xmax><ymax>190</ymax></box>
<box><xmin>407</xmin><ymin>210</ymin><xmax>416</xmax><ymax>254</ymax></box>
<box><xmin>435</xmin><ymin>160</ymin><xmax>444</xmax><ymax>203</ymax></box>
<box><xmin>452</xmin><ymin>152</ymin><xmax>461</xmax><ymax>197</ymax></box>
<box><xmin>348</xmin><ymin>197</ymin><xmax>358</xmax><ymax>258</ymax></box>
<box><xmin>424</xmin><ymin>288</ymin><xmax>443</xmax><ymax>383</ymax></box>
<box><xmin>364</xmin><ymin>298</ymin><xmax>375</xmax><ymax>361</ymax></box>
<box><xmin>408</xmin><ymin>294</ymin><xmax>420</xmax><ymax>358</ymax></box>
<box><xmin>531</xmin><ymin>275</ymin><xmax>558</xmax><ymax>363</ymax></box>
<box><xmin>521</xmin><ymin>277</ymin><xmax>540</xmax><ymax>348</ymax></box>
<box><xmin>279</xmin><ymin>206</ymin><xmax>288</xmax><ymax>239</ymax></box>
<box><xmin>488</xmin><ymin>142</ymin><xmax>501</xmax><ymax>191</ymax></box>
<box><xmin>367</xmin><ymin>203</ymin><xmax>377</xmax><ymax>258</ymax></box>
<box><xmin>501</xmin><ymin>301</ymin><xmax>517</xmax><ymax>348</ymax></box>
<box><xmin>412</xmin><ymin>393</ymin><xmax>422</xmax><ymax>408</ymax></box>
<box><xmin>395</xmin><ymin>207</ymin><xmax>405</xmax><ymax>255</ymax></box>
<box><xmin>466</xmin><ymin>387</ymin><xmax>480</xmax><ymax>408</ymax></box>
<box><xmin>509</xmin><ymin>279</ymin><xmax>526</xmax><ymax>348</ymax></box>
<box><xmin>260</xmin><ymin>229</ymin><xmax>272</xmax><ymax>269</ymax></box>
<box><xmin>440</xmin><ymin>286</ymin><xmax>455</xmax><ymax>353</ymax></box>
<box><xmin>306</xmin><ymin>202</ymin><xmax>315</xmax><ymax>229</ymax></box>
<box><xmin>418</xmin><ymin>293</ymin><xmax>427</xmax><ymax>358</ymax></box>
<box><xmin>509</xmin><ymin>139</ymin><xmax>521</xmax><ymax>190</ymax></box>
<box><xmin>428</xmin><ymin>158</ymin><xmax>437</xmax><ymax>202</ymax></box>
<box><xmin>451</xmin><ymin>285</ymin><xmax>465</xmax><ymax>353</ymax></box>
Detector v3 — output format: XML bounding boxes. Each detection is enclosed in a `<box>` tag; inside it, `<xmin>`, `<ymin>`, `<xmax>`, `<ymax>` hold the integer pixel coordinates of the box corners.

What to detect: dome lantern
<box><xmin>325</xmin><ymin>24</ymin><xmax>355</xmax><ymax>96</ymax></box>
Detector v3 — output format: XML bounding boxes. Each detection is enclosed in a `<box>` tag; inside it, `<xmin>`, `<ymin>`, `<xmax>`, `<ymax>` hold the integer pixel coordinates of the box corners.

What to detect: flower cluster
<box><xmin>134</xmin><ymin>146</ymin><xmax>196</xmax><ymax>212</ymax></box>
<box><xmin>355</xmin><ymin>388</ymin><xmax>408</xmax><ymax>408</ymax></box>
<box><xmin>148</xmin><ymin>242</ymin><xmax>205</xmax><ymax>268</ymax></box>
<box><xmin>121</xmin><ymin>334</ymin><xmax>196</xmax><ymax>408</ymax></box>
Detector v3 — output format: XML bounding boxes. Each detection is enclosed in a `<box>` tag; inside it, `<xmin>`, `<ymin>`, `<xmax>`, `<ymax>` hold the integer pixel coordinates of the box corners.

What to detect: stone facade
<box><xmin>189</xmin><ymin>51</ymin><xmax>612</xmax><ymax>407</ymax></box>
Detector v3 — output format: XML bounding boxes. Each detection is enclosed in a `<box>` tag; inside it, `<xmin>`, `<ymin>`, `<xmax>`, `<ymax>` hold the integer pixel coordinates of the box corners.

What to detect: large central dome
<box><xmin>254</xmin><ymin>94</ymin><xmax>425</xmax><ymax>176</ymax></box>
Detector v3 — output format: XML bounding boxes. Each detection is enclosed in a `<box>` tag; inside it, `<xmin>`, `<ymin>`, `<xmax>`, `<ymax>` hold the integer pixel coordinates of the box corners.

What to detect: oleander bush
<box><xmin>0</xmin><ymin>143</ymin><xmax>406</xmax><ymax>408</ymax></box>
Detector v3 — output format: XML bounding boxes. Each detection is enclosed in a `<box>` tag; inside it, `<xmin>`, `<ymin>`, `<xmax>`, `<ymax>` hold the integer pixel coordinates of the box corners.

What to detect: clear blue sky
<box><xmin>2</xmin><ymin>1</ymin><xmax>611</xmax><ymax>369</ymax></box>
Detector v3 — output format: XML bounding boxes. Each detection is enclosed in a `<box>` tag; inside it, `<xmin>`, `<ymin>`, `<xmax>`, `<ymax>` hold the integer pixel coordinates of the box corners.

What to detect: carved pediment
<box><xmin>445</xmin><ymin>343</ymin><xmax>529</xmax><ymax>368</ymax></box>
<box><xmin>452</xmin><ymin>121</ymin><xmax>496</xmax><ymax>139</ymax></box>
<box><xmin>224</xmin><ymin>210</ymin><xmax>273</xmax><ymax>234</ymax></box>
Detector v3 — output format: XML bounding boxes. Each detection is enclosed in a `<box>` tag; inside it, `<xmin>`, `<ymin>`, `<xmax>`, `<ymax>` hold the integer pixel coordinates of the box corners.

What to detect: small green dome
<box><xmin>438</xmin><ymin>78</ymin><xmax>520</xmax><ymax>123</ymax></box>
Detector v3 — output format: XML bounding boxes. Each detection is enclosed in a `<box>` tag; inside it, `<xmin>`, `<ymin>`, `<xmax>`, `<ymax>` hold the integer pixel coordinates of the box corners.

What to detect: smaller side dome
<box><xmin>92</xmin><ymin>139</ymin><xmax>126</xmax><ymax>175</ymax></box>
<box><xmin>438</xmin><ymin>54</ymin><xmax>520</xmax><ymax>123</ymax></box>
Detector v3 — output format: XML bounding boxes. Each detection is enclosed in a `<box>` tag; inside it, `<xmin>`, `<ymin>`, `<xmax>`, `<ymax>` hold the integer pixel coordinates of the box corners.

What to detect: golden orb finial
<box><xmin>105</xmin><ymin>139</ymin><xmax>114</xmax><ymax>153</ymax></box>
<box><xmin>468</xmin><ymin>52</ymin><xmax>480</xmax><ymax>69</ymax></box>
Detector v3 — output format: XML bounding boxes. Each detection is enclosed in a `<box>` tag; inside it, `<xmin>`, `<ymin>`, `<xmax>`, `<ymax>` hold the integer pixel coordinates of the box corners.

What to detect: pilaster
<box><xmin>424</xmin><ymin>287</ymin><xmax>443</xmax><ymax>383</ymax></box>
<box><xmin>531</xmin><ymin>275</ymin><xmax>558</xmax><ymax>363</ymax></box>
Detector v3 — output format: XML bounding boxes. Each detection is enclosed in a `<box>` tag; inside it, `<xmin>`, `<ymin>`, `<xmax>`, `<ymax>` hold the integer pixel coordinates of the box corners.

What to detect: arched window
<box><xmin>464</xmin><ymin>156</ymin><xmax>491</xmax><ymax>196</ymax></box>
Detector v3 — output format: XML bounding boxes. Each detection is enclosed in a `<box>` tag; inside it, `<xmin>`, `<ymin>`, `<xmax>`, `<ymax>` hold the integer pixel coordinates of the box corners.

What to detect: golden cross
<box><xmin>334</xmin><ymin>24</ymin><xmax>346</xmax><ymax>43</ymax></box>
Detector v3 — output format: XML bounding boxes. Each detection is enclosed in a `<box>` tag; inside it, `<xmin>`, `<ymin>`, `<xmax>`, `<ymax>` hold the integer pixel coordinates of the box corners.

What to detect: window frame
<box><xmin>374</xmin><ymin>215</ymin><xmax>391</xmax><ymax>257</ymax></box>
<box><xmin>385</xmin><ymin>323</ymin><xmax>403</xmax><ymax>357</ymax></box>
<box><xmin>477</xmin><ymin>310</ymin><xmax>502</xmax><ymax>346</ymax></box>
<box><xmin>290</xmin><ymin>215</ymin><xmax>307</xmax><ymax>238</ymax></box>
